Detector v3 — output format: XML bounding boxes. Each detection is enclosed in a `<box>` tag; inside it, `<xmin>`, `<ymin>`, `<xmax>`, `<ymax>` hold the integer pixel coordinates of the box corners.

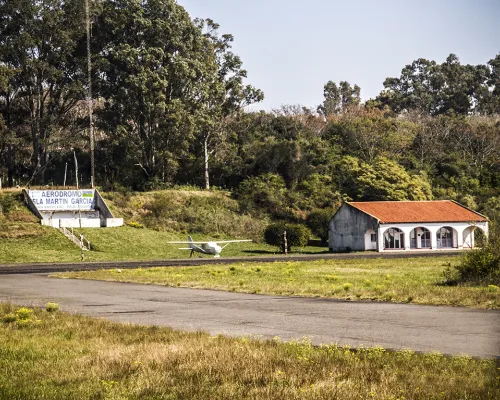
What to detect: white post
<box><xmin>428</xmin><ymin>226</ymin><xmax>439</xmax><ymax>250</ymax></box>
<box><xmin>377</xmin><ymin>227</ymin><xmax>384</xmax><ymax>252</ymax></box>
<box><xmin>456</xmin><ymin>226</ymin><xmax>464</xmax><ymax>250</ymax></box>
<box><xmin>401</xmin><ymin>226</ymin><xmax>413</xmax><ymax>251</ymax></box>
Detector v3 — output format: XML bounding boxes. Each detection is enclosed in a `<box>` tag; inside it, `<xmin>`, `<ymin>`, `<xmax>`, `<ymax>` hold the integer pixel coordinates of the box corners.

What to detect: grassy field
<box><xmin>56</xmin><ymin>256</ymin><xmax>500</xmax><ymax>309</ymax></box>
<box><xmin>0</xmin><ymin>189</ymin><xmax>326</xmax><ymax>264</ymax></box>
<box><xmin>1</xmin><ymin>303</ymin><xmax>498</xmax><ymax>400</ymax></box>
<box><xmin>0</xmin><ymin>224</ymin><xmax>327</xmax><ymax>264</ymax></box>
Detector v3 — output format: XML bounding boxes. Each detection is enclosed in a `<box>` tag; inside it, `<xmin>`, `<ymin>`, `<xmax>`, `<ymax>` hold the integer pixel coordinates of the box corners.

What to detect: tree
<box><xmin>0</xmin><ymin>0</ymin><xmax>91</xmax><ymax>184</ymax></box>
<box><xmin>318</xmin><ymin>80</ymin><xmax>360</xmax><ymax>117</ymax></box>
<box><xmin>322</xmin><ymin>108</ymin><xmax>417</xmax><ymax>163</ymax></box>
<box><xmin>376</xmin><ymin>54</ymin><xmax>500</xmax><ymax>116</ymax></box>
<box><xmin>94</xmin><ymin>0</ymin><xmax>222</xmax><ymax>189</ymax></box>
<box><xmin>338</xmin><ymin>156</ymin><xmax>432</xmax><ymax>201</ymax></box>
<box><xmin>193</xmin><ymin>18</ymin><xmax>263</xmax><ymax>190</ymax></box>
<box><xmin>235</xmin><ymin>173</ymin><xmax>289</xmax><ymax>217</ymax></box>
<box><xmin>306</xmin><ymin>208</ymin><xmax>334</xmax><ymax>244</ymax></box>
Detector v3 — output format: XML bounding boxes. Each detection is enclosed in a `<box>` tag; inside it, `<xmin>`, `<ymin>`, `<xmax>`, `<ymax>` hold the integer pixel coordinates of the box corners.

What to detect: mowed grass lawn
<box><xmin>1</xmin><ymin>304</ymin><xmax>498</xmax><ymax>400</ymax></box>
<box><xmin>0</xmin><ymin>225</ymin><xmax>326</xmax><ymax>264</ymax></box>
<box><xmin>56</xmin><ymin>256</ymin><xmax>500</xmax><ymax>309</ymax></box>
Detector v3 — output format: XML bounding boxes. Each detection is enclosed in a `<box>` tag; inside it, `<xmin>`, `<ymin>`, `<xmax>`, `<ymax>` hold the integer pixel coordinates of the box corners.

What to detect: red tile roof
<box><xmin>347</xmin><ymin>201</ymin><xmax>487</xmax><ymax>224</ymax></box>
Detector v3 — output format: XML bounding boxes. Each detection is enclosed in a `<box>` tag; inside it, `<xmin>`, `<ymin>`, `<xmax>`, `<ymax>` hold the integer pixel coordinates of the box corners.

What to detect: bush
<box><xmin>306</xmin><ymin>209</ymin><xmax>334</xmax><ymax>244</ymax></box>
<box><xmin>45</xmin><ymin>302</ymin><xmax>59</xmax><ymax>313</ymax></box>
<box><xmin>444</xmin><ymin>223</ymin><xmax>500</xmax><ymax>286</ymax></box>
<box><xmin>454</xmin><ymin>249</ymin><xmax>500</xmax><ymax>285</ymax></box>
<box><xmin>264</xmin><ymin>222</ymin><xmax>311</xmax><ymax>252</ymax></box>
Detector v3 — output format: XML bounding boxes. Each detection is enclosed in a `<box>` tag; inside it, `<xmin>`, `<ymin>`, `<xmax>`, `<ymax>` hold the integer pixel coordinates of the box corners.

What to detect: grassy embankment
<box><xmin>56</xmin><ymin>256</ymin><xmax>500</xmax><ymax>309</ymax></box>
<box><xmin>1</xmin><ymin>303</ymin><xmax>498</xmax><ymax>400</ymax></box>
<box><xmin>0</xmin><ymin>189</ymin><xmax>326</xmax><ymax>264</ymax></box>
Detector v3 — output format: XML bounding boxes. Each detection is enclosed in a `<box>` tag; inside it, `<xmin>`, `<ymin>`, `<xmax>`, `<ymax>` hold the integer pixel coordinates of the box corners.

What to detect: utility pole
<box><xmin>86</xmin><ymin>0</ymin><xmax>95</xmax><ymax>188</ymax></box>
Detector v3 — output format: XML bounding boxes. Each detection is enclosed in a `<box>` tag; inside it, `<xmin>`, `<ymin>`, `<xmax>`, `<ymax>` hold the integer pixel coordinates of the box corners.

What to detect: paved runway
<box><xmin>1</xmin><ymin>274</ymin><xmax>499</xmax><ymax>358</ymax></box>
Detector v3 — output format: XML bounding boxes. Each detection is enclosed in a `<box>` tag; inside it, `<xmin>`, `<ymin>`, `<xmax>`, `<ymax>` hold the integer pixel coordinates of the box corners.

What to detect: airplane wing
<box><xmin>167</xmin><ymin>241</ymin><xmax>208</xmax><ymax>244</ymax></box>
<box><xmin>167</xmin><ymin>240</ymin><xmax>252</xmax><ymax>244</ymax></box>
<box><xmin>216</xmin><ymin>240</ymin><xmax>253</xmax><ymax>244</ymax></box>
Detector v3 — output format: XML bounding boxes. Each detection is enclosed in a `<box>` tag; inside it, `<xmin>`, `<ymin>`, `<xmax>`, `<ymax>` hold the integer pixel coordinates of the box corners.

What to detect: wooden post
<box><xmin>283</xmin><ymin>225</ymin><xmax>288</xmax><ymax>255</ymax></box>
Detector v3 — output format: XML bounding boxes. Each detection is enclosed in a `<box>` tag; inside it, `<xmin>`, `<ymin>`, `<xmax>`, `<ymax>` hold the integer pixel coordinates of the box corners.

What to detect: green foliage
<box><xmin>126</xmin><ymin>221</ymin><xmax>144</xmax><ymax>229</ymax></box>
<box><xmin>1</xmin><ymin>306</ymin><xmax>41</xmax><ymax>327</ymax></box>
<box><xmin>306</xmin><ymin>209</ymin><xmax>334</xmax><ymax>243</ymax></box>
<box><xmin>45</xmin><ymin>303</ymin><xmax>59</xmax><ymax>313</ymax></box>
<box><xmin>264</xmin><ymin>222</ymin><xmax>311</xmax><ymax>252</ymax></box>
<box><xmin>294</xmin><ymin>174</ymin><xmax>341</xmax><ymax>211</ymax></box>
<box><xmin>444</xmin><ymin>224</ymin><xmax>500</xmax><ymax>286</ymax></box>
<box><xmin>323</xmin><ymin>108</ymin><xmax>417</xmax><ymax>163</ymax></box>
<box><xmin>15</xmin><ymin>307</ymin><xmax>33</xmax><ymax>321</ymax></box>
<box><xmin>236</xmin><ymin>173</ymin><xmax>289</xmax><ymax>217</ymax></box>
<box><xmin>377</xmin><ymin>54</ymin><xmax>500</xmax><ymax>115</ymax></box>
<box><xmin>0</xmin><ymin>0</ymin><xmax>92</xmax><ymax>184</ymax></box>
<box><xmin>338</xmin><ymin>156</ymin><xmax>433</xmax><ymax>201</ymax></box>
<box><xmin>318</xmin><ymin>81</ymin><xmax>361</xmax><ymax>116</ymax></box>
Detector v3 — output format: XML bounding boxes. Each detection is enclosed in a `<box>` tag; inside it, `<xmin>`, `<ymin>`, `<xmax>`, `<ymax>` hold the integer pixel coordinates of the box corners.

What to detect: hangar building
<box><xmin>328</xmin><ymin>200</ymin><xmax>488</xmax><ymax>252</ymax></box>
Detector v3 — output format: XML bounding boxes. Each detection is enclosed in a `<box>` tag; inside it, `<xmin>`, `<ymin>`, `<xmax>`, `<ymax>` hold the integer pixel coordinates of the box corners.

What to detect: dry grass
<box><xmin>1</xmin><ymin>303</ymin><xmax>498</xmax><ymax>399</ymax></box>
<box><xmin>56</xmin><ymin>256</ymin><xmax>500</xmax><ymax>308</ymax></box>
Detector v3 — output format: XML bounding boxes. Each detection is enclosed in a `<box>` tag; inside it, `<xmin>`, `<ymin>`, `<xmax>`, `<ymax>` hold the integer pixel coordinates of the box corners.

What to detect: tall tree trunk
<box><xmin>6</xmin><ymin>94</ymin><xmax>13</xmax><ymax>187</ymax></box>
<box><xmin>204</xmin><ymin>135</ymin><xmax>210</xmax><ymax>190</ymax></box>
<box><xmin>7</xmin><ymin>144</ymin><xmax>13</xmax><ymax>187</ymax></box>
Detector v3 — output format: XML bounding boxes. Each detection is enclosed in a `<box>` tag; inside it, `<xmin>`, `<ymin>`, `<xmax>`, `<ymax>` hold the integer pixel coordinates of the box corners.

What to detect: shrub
<box><xmin>444</xmin><ymin>223</ymin><xmax>500</xmax><ymax>286</ymax></box>
<box><xmin>2</xmin><ymin>313</ymin><xmax>17</xmax><ymax>323</ymax></box>
<box><xmin>16</xmin><ymin>307</ymin><xmax>33</xmax><ymax>321</ymax></box>
<box><xmin>127</xmin><ymin>221</ymin><xmax>144</xmax><ymax>229</ymax></box>
<box><xmin>264</xmin><ymin>222</ymin><xmax>311</xmax><ymax>252</ymax></box>
<box><xmin>453</xmin><ymin>249</ymin><xmax>499</xmax><ymax>285</ymax></box>
<box><xmin>45</xmin><ymin>302</ymin><xmax>60</xmax><ymax>313</ymax></box>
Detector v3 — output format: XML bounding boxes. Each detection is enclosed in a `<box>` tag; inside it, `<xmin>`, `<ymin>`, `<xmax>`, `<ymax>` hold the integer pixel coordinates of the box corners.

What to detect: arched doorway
<box><xmin>437</xmin><ymin>227</ymin><xmax>457</xmax><ymax>249</ymax></box>
<box><xmin>365</xmin><ymin>229</ymin><xmax>377</xmax><ymax>250</ymax></box>
<box><xmin>384</xmin><ymin>228</ymin><xmax>404</xmax><ymax>250</ymax></box>
<box><xmin>463</xmin><ymin>226</ymin><xmax>486</xmax><ymax>248</ymax></box>
<box><xmin>410</xmin><ymin>227</ymin><xmax>431</xmax><ymax>249</ymax></box>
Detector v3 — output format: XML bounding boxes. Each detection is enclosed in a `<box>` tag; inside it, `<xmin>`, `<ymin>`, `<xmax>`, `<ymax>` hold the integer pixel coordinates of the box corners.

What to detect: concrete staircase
<box><xmin>59</xmin><ymin>227</ymin><xmax>92</xmax><ymax>251</ymax></box>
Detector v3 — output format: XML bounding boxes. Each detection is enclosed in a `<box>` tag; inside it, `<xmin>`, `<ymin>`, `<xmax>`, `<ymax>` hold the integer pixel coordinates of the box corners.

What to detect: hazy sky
<box><xmin>178</xmin><ymin>0</ymin><xmax>500</xmax><ymax>111</ymax></box>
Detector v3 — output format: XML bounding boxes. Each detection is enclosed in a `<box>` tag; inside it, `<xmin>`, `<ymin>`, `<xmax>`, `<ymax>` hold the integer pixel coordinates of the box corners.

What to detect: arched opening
<box><xmin>437</xmin><ymin>227</ymin><xmax>457</xmax><ymax>249</ymax></box>
<box><xmin>463</xmin><ymin>226</ymin><xmax>487</xmax><ymax>248</ymax></box>
<box><xmin>384</xmin><ymin>228</ymin><xmax>404</xmax><ymax>250</ymax></box>
<box><xmin>365</xmin><ymin>229</ymin><xmax>377</xmax><ymax>250</ymax></box>
<box><xmin>410</xmin><ymin>227</ymin><xmax>431</xmax><ymax>249</ymax></box>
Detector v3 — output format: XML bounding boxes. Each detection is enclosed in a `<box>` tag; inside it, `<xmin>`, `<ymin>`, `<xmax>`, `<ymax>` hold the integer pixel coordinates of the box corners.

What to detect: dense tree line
<box><xmin>1</xmin><ymin>1</ymin><xmax>499</xmax><ymax>222</ymax></box>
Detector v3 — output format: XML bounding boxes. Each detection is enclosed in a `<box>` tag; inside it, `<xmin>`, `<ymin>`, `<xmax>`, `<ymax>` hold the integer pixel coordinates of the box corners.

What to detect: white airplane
<box><xmin>168</xmin><ymin>236</ymin><xmax>252</xmax><ymax>258</ymax></box>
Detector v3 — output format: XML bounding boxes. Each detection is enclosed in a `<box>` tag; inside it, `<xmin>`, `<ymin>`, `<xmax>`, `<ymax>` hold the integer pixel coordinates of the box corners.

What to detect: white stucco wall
<box><xmin>377</xmin><ymin>221</ymin><xmax>488</xmax><ymax>252</ymax></box>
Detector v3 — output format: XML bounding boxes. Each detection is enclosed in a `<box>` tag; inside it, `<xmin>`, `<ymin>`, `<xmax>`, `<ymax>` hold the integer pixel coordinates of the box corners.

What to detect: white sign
<box><xmin>28</xmin><ymin>190</ymin><xmax>95</xmax><ymax>211</ymax></box>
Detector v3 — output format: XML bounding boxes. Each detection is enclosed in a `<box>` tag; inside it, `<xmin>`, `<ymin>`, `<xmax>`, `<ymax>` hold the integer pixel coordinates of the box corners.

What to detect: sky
<box><xmin>178</xmin><ymin>0</ymin><xmax>500</xmax><ymax>112</ymax></box>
